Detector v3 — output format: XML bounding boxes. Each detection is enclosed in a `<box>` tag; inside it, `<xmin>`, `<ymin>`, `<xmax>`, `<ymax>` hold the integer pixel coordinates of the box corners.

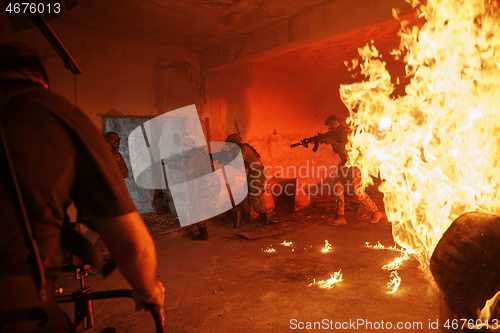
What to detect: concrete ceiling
<box><xmin>48</xmin><ymin>0</ymin><xmax>417</xmax><ymax>74</ymax></box>
<box><xmin>256</xmin><ymin>16</ymin><xmax>411</xmax><ymax>75</ymax></box>
<box><xmin>57</xmin><ymin>0</ymin><xmax>332</xmax><ymax>51</ymax></box>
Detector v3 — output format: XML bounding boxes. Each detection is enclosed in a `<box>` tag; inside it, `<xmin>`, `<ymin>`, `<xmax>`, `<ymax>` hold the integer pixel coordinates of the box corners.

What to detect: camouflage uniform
<box><xmin>240</xmin><ymin>143</ymin><xmax>266</xmax><ymax>214</ymax></box>
<box><xmin>321</xmin><ymin>117</ymin><xmax>379</xmax><ymax>220</ymax></box>
<box><xmin>226</xmin><ymin>134</ymin><xmax>266</xmax><ymax>216</ymax></box>
<box><xmin>104</xmin><ymin>132</ymin><xmax>129</xmax><ymax>178</ymax></box>
<box><xmin>174</xmin><ymin>146</ymin><xmax>220</xmax><ymax>229</ymax></box>
<box><xmin>335</xmin><ymin>166</ymin><xmax>378</xmax><ymax>215</ymax></box>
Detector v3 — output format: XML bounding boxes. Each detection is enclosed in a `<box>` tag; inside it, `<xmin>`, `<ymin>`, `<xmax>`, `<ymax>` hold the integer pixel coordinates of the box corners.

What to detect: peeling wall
<box><xmin>1</xmin><ymin>12</ymin><xmax>407</xmax><ymax>208</ymax></box>
<box><xmin>203</xmin><ymin>63</ymin><xmax>346</xmax><ymax>196</ymax></box>
<box><xmin>0</xmin><ymin>18</ymin><xmax>201</xmax><ymax>131</ymax></box>
<box><xmin>0</xmin><ymin>20</ymin><xmax>202</xmax><ymax>213</ymax></box>
<box><xmin>202</xmin><ymin>60</ymin><xmax>407</xmax><ymax>199</ymax></box>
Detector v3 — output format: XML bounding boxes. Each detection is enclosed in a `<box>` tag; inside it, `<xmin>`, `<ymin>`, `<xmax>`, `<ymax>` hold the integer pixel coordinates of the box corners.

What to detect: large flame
<box><xmin>340</xmin><ymin>0</ymin><xmax>500</xmax><ymax>268</ymax></box>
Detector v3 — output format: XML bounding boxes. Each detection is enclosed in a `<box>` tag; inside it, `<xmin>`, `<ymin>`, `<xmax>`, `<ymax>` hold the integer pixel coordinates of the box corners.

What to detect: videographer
<box><xmin>0</xmin><ymin>42</ymin><xmax>164</xmax><ymax>332</ymax></box>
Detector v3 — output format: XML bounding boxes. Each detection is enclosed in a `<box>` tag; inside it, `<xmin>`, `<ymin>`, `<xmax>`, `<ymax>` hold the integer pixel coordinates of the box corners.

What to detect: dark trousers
<box><xmin>0</xmin><ymin>275</ymin><xmax>76</xmax><ymax>333</ymax></box>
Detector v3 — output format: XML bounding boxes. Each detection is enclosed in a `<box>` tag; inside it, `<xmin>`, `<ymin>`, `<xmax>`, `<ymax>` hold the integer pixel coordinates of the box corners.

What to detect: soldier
<box><xmin>169</xmin><ymin>133</ymin><xmax>220</xmax><ymax>240</ymax></box>
<box><xmin>225</xmin><ymin>134</ymin><xmax>268</xmax><ymax>225</ymax></box>
<box><xmin>104</xmin><ymin>131</ymin><xmax>129</xmax><ymax>179</ymax></box>
<box><xmin>320</xmin><ymin>115</ymin><xmax>382</xmax><ymax>225</ymax></box>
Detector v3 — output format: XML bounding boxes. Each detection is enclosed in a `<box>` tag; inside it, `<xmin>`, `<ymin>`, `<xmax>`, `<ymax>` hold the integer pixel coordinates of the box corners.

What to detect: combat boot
<box><xmin>191</xmin><ymin>227</ymin><xmax>208</xmax><ymax>240</ymax></box>
<box><xmin>371</xmin><ymin>211</ymin><xmax>383</xmax><ymax>223</ymax></box>
<box><xmin>242</xmin><ymin>212</ymin><xmax>251</xmax><ymax>226</ymax></box>
<box><xmin>259</xmin><ymin>212</ymin><xmax>268</xmax><ymax>225</ymax></box>
<box><xmin>329</xmin><ymin>215</ymin><xmax>347</xmax><ymax>226</ymax></box>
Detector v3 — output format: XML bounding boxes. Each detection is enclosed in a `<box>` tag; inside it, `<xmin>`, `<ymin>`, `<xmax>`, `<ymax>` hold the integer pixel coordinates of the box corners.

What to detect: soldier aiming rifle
<box><xmin>293</xmin><ymin>114</ymin><xmax>383</xmax><ymax>225</ymax></box>
<box><xmin>290</xmin><ymin>132</ymin><xmax>329</xmax><ymax>153</ymax></box>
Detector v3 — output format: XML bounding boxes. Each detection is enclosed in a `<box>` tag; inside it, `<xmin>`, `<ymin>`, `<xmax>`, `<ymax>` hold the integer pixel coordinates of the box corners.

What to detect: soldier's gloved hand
<box><xmin>132</xmin><ymin>280</ymin><xmax>166</xmax><ymax>326</ymax></box>
<box><xmin>319</xmin><ymin>137</ymin><xmax>332</xmax><ymax>144</ymax></box>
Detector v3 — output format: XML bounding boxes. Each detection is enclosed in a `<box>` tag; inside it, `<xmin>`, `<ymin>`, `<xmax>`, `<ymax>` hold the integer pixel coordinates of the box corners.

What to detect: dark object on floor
<box><xmin>191</xmin><ymin>227</ymin><xmax>209</xmax><ymax>240</ymax></box>
<box><xmin>100</xmin><ymin>328</ymin><xmax>118</xmax><ymax>333</ymax></box>
<box><xmin>430</xmin><ymin>212</ymin><xmax>500</xmax><ymax>320</ymax></box>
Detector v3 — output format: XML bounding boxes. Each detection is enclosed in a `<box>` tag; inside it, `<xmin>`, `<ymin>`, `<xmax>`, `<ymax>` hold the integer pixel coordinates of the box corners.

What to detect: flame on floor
<box><xmin>387</xmin><ymin>271</ymin><xmax>402</xmax><ymax>294</ymax></box>
<box><xmin>365</xmin><ymin>241</ymin><xmax>404</xmax><ymax>251</ymax></box>
<box><xmin>366</xmin><ymin>241</ymin><xmax>410</xmax><ymax>293</ymax></box>
<box><xmin>321</xmin><ymin>240</ymin><xmax>333</xmax><ymax>253</ymax></box>
<box><xmin>262</xmin><ymin>246</ymin><xmax>276</xmax><ymax>253</ymax></box>
<box><xmin>309</xmin><ymin>270</ymin><xmax>343</xmax><ymax>289</ymax></box>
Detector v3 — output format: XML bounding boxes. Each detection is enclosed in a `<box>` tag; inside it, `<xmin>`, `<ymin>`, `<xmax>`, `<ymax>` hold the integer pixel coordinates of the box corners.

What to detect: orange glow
<box><xmin>262</xmin><ymin>245</ymin><xmax>276</xmax><ymax>253</ymax></box>
<box><xmin>366</xmin><ymin>242</ymin><xmax>410</xmax><ymax>293</ymax></box>
<box><xmin>365</xmin><ymin>241</ymin><xmax>405</xmax><ymax>253</ymax></box>
<box><xmin>309</xmin><ymin>270</ymin><xmax>343</xmax><ymax>289</ymax></box>
<box><xmin>321</xmin><ymin>240</ymin><xmax>332</xmax><ymax>253</ymax></box>
<box><xmin>340</xmin><ymin>0</ymin><xmax>500</xmax><ymax>269</ymax></box>
<box><xmin>382</xmin><ymin>251</ymin><xmax>410</xmax><ymax>271</ymax></box>
<box><xmin>387</xmin><ymin>271</ymin><xmax>402</xmax><ymax>294</ymax></box>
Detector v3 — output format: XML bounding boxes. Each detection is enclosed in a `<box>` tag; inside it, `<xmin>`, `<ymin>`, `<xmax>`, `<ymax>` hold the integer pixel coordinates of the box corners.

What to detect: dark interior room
<box><xmin>2</xmin><ymin>0</ymin><xmax>500</xmax><ymax>332</ymax></box>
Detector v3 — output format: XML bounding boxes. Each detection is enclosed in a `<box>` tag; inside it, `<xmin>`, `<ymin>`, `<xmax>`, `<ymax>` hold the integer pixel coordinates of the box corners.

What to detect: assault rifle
<box><xmin>210</xmin><ymin>144</ymin><xmax>240</xmax><ymax>164</ymax></box>
<box><xmin>290</xmin><ymin>132</ymin><xmax>329</xmax><ymax>153</ymax></box>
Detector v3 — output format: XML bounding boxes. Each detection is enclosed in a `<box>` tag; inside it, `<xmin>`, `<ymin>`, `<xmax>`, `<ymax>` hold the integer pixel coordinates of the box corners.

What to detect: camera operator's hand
<box><xmin>133</xmin><ymin>280</ymin><xmax>166</xmax><ymax>325</ymax></box>
<box><xmin>93</xmin><ymin>212</ymin><xmax>165</xmax><ymax>327</ymax></box>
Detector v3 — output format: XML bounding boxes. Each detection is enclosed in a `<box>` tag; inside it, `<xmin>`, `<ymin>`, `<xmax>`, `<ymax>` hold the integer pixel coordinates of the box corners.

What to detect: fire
<box><xmin>280</xmin><ymin>241</ymin><xmax>293</xmax><ymax>246</ymax></box>
<box><xmin>387</xmin><ymin>271</ymin><xmax>402</xmax><ymax>294</ymax></box>
<box><xmin>365</xmin><ymin>242</ymin><xmax>410</xmax><ymax>293</ymax></box>
<box><xmin>262</xmin><ymin>246</ymin><xmax>276</xmax><ymax>253</ymax></box>
<box><xmin>309</xmin><ymin>270</ymin><xmax>343</xmax><ymax>289</ymax></box>
<box><xmin>365</xmin><ymin>241</ymin><xmax>405</xmax><ymax>253</ymax></box>
<box><xmin>365</xmin><ymin>241</ymin><xmax>385</xmax><ymax>250</ymax></box>
<box><xmin>381</xmin><ymin>251</ymin><xmax>410</xmax><ymax>271</ymax></box>
<box><xmin>340</xmin><ymin>0</ymin><xmax>500</xmax><ymax>268</ymax></box>
<box><xmin>321</xmin><ymin>240</ymin><xmax>332</xmax><ymax>253</ymax></box>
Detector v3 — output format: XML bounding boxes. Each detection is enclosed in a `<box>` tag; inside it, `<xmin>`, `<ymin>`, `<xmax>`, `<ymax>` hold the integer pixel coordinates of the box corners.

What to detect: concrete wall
<box><xmin>1</xmin><ymin>14</ymin><xmax>407</xmax><ymax>210</ymax></box>
<box><xmin>202</xmin><ymin>58</ymin><xmax>406</xmax><ymax>200</ymax></box>
<box><xmin>202</xmin><ymin>63</ymin><xmax>348</xmax><ymax>199</ymax></box>
<box><xmin>0</xmin><ymin>18</ymin><xmax>201</xmax><ymax>130</ymax></box>
<box><xmin>1</xmin><ymin>19</ymin><xmax>202</xmax><ymax>213</ymax></box>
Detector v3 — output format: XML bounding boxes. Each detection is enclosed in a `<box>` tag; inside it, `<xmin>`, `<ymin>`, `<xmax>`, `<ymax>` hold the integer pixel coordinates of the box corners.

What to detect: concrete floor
<box><xmin>57</xmin><ymin>196</ymin><xmax>441</xmax><ymax>333</ymax></box>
